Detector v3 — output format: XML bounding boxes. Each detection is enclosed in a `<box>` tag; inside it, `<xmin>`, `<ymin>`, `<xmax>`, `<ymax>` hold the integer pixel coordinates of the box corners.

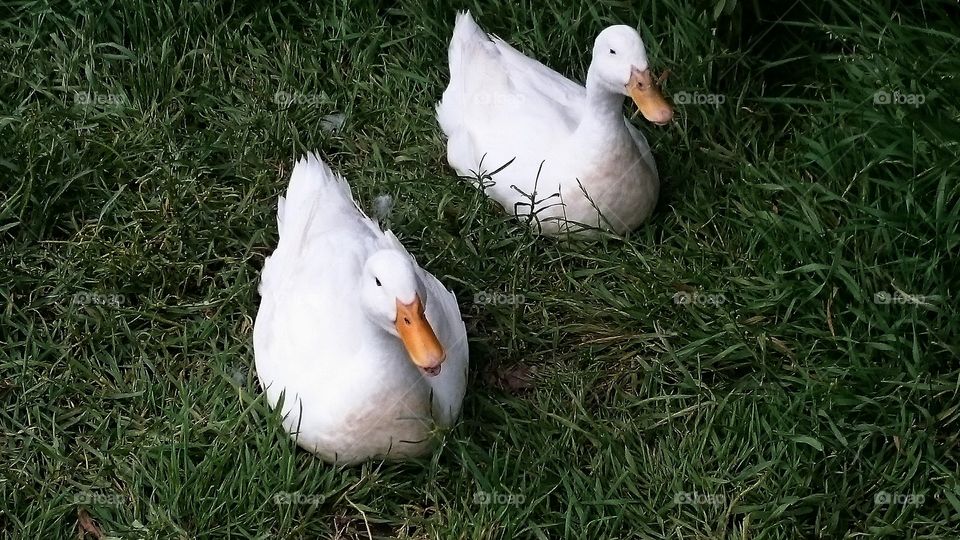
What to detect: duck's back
<box><xmin>437</xmin><ymin>12</ymin><xmax>586</xmax><ymax>187</ymax></box>
<box><xmin>253</xmin><ymin>155</ymin><xmax>386</xmax><ymax>446</ymax></box>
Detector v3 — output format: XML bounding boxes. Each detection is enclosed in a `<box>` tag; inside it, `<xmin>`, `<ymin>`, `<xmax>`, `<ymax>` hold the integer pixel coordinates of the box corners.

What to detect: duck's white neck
<box><xmin>576</xmin><ymin>69</ymin><xmax>630</xmax><ymax>143</ymax></box>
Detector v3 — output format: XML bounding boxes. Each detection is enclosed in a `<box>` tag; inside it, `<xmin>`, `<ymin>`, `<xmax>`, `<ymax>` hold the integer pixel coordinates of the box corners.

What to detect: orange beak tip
<box><xmin>395</xmin><ymin>295</ymin><xmax>447</xmax><ymax>373</ymax></box>
<box><xmin>638</xmin><ymin>104</ymin><xmax>673</xmax><ymax>125</ymax></box>
<box><xmin>652</xmin><ymin>110</ymin><xmax>674</xmax><ymax>125</ymax></box>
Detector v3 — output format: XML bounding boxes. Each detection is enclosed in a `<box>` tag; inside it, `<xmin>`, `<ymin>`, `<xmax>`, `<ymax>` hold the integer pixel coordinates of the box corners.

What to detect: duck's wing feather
<box><xmin>437</xmin><ymin>11</ymin><xmax>585</xmax><ymax>179</ymax></box>
<box><xmin>623</xmin><ymin>120</ymin><xmax>658</xmax><ymax>177</ymax></box>
<box><xmin>486</xmin><ymin>32</ymin><xmax>587</xmax><ymax>116</ymax></box>
<box><xmin>257</xmin><ymin>154</ymin><xmax>381</xmax><ymax>373</ymax></box>
<box><xmin>261</xmin><ymin>153</ymin><xmax>380</xmax><ymax>295</ymax></box>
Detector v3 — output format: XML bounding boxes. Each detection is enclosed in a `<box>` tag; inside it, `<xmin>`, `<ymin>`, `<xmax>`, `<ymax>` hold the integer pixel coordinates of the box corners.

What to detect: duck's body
<box><xmin>437</xmin><ymin>12</ymin><xmax>672</xmax><ymax>236</ymax></box>
<box><xmin>253</xmin><ymin>154</ymin><xmax>468</xmax><ymax>464</ymax></box>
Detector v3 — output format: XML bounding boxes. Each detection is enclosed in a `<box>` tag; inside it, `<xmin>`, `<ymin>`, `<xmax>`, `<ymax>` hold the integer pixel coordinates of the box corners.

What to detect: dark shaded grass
<box><xmin>1</xmin><ymin>0</ymin><xmax>958</xmax><ymax>537</ymax></box>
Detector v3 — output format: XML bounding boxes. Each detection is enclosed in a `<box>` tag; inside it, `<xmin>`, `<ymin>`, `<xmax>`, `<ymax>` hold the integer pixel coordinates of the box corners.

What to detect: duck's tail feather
<box><xmin>448</xmin><ymin>11</ymin><xmax>490</xmax><ymax>66</ymax></box>
<box><xmin>437</xmin><ymin>11</ymin><xmax>494</xmax><ymax>127</ymax></box>
<box><xmin>438</xmin><ymin>11</ymin><xmax>500</xmax><ymax>175</ymax></box>
<box><xmin>277</xmin><ymin>152</ymin><xmax>356</xmax><ymax>245</ymax></box>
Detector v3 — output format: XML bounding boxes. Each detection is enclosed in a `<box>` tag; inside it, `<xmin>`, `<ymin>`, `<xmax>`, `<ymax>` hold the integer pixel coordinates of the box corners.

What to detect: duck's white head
<box><xmin>590</xmin><ymin>25</ymin><xmax>673</xmax><ymax>125</ymax></box>
<box><xmin>360</xmin><ymin>250</ymin><xmax>446</xmax><ymax>377</ymax></box>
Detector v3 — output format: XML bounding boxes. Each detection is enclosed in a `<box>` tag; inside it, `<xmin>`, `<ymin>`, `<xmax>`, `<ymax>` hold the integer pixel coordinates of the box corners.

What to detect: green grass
<box><xmin>2</xmin><ymin>0</ymin><xmax>959</xmax><ymax>537</ymax></box>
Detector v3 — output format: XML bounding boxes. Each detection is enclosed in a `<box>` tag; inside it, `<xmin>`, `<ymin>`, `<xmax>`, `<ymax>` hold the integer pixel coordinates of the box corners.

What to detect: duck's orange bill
<box><xmin>395</xmin><ymin>294</ymin><xmax>445</xmax><ymax>376</ymax></box>
<box><xmin>626</xmin><ymin>67</ymin><xmax>674</xmax><ymax>125</ymax></box>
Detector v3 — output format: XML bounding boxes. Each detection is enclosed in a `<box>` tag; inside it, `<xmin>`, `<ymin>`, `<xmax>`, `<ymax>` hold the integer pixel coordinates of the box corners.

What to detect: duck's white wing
<box><xmin>437</xmin><ymin>11</ymin><xmax>584</xmax><ymax>182</ymax></box>
<box><xmin>486</xmin><ymin>32</ymin><xmax>587</xmax><ymax>115</ymax></box>
<box><xmin>420</xmin><ymin>270</ymin><xmax>468</xmax><ymax>426</ymax></box>
<box><xmin>255</xmin><ymin>154</ymin><xmax>381</xmax><ymax>406</ymax></box>
<box><xmin>624</xmin><ymin>121</ymin><xmax>657</xmax><ymax>177</ymax></box>
<box><xmin>261</xmin><ymin>154</ymin><xmax>381</xmax><ymax>292</ymax></box>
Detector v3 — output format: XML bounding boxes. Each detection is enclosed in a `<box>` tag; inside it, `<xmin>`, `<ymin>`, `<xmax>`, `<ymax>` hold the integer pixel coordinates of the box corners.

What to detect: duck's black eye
<box><xmin>375</xmin><ymin>278</ymin><xmax>382</xmax><ymax>287</ymax></box>
<box><xmin>609</xmin><ymin>49</ymin><xmax>617</xmax><ymax>55</ymax></box>
<box><xmin>403</xmin><ymin>317</ymin><xmax>411</xmax><ymax>325</ymax></box>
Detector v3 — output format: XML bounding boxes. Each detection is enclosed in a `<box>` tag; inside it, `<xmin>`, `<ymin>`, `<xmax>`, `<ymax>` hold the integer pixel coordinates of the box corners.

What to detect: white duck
<box><xmin>253</xmin><ymin>153</ymin><xmax>468</xmax><ymax>464</ymax></box>
<box><xmin>437</xmin><ymin>11</ymin><xmax>673</xmax><ymax>236</ymax></box>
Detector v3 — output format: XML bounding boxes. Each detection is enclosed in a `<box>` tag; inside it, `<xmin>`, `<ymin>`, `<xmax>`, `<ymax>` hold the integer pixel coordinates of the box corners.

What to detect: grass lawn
<box><xmin>2</xmin><ymin>0</ymin><xmax>959</xmax><ymax>537</ymax></box>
